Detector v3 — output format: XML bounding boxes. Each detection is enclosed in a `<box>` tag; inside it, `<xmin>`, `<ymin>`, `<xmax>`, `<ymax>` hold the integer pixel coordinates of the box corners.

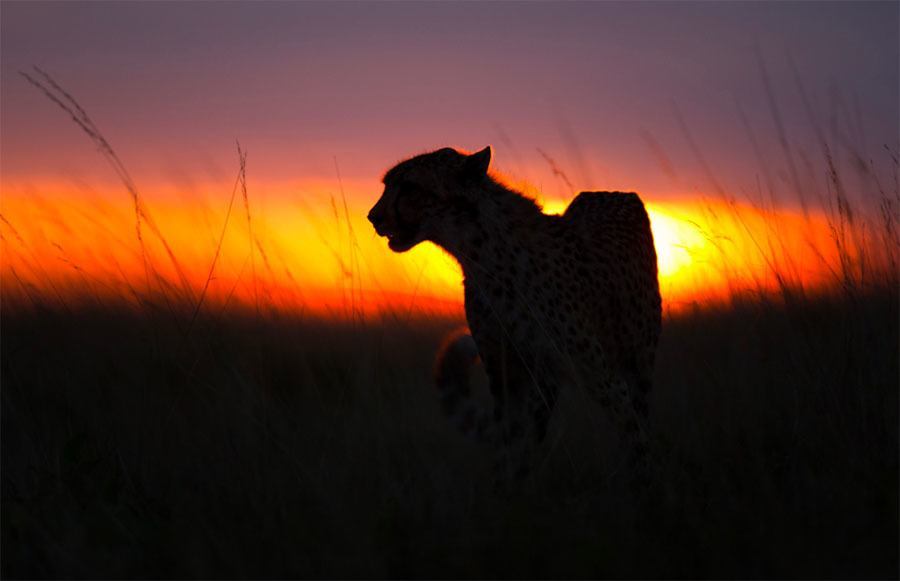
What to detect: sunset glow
<box><xmin>1</xmin><ymin>179</ymin><xmax>883</xmax><ymax>319</ymax></box>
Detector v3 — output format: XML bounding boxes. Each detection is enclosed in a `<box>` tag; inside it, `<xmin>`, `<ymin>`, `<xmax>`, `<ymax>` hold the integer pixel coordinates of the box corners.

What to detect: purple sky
<box><xmin>2</xmin><ymin>1</ymin><xmax>897</xmax><ymax>204</ymax></box>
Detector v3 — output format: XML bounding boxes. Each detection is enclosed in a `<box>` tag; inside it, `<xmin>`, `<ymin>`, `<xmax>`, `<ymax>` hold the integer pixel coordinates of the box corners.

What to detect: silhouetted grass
<box><xmin>2</xmin><ymin>285</ymin><xmax>896</xmax><ymax>578</ymax></box>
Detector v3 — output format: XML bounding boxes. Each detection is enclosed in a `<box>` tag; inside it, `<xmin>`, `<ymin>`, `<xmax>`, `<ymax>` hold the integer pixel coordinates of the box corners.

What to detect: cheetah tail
<box><xmin>433</xmin><ymin>329</ymin><xmax>493</xmax><ymax>444</ymax></box>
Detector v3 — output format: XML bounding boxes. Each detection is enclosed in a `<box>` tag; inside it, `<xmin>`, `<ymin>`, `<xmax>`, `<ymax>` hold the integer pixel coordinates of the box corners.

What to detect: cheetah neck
<box><xmin>436</xmin><ymin>181</ymin><xmax>550</xmax><ymax>281</ymax></box>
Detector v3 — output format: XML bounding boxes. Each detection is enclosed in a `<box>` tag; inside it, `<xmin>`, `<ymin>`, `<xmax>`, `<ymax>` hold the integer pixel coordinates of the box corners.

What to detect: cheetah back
<box><xmin>563</xmin><ymin>191</ymin><xmax>662</xmax><ymax>393</ymax></box>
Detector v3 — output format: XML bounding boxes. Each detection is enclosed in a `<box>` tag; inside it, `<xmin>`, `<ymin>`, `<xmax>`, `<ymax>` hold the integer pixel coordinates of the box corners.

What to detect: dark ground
<box><xmin>2</xmin><ymin>289</ymin><xmax>897</xmax><ymax>579</ymax></box>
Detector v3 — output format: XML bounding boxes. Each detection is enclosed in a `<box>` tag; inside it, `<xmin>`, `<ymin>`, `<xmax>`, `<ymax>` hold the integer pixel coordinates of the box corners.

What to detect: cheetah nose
<box><xmin>368</xmin><ymin>203</ymin><xmax>387</xmax><ymax>234</ymax></box>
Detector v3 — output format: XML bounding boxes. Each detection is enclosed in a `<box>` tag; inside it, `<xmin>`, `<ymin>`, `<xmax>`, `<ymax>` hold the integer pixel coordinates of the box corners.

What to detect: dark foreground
<box><xmin>2</xmin><ymin>291</ymin><xmax>898</xmax><ymax>579</ymax></box>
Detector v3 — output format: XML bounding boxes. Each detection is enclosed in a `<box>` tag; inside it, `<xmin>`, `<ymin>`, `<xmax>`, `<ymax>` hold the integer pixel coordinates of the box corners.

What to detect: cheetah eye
<box><xmin>396</xmin><ymin>182</ymin><xmax>436</xmax><ymax>207</ymax></box>
<box><xmin>397</xmin><ymin>181</ymin><xmax>427</xmax><ymax>198</ymax></box>
<box><xmin>393</xmin><ymin>182</ymin><xmax>433</xmax><ymax>220</ymax></box>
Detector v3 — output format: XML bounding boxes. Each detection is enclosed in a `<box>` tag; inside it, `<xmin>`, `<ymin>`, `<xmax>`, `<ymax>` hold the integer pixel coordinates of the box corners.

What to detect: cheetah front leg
<box><xmin>482</xmin><ymin>346</ymin><xmax>559</xmax><ymax>486</ymax></box>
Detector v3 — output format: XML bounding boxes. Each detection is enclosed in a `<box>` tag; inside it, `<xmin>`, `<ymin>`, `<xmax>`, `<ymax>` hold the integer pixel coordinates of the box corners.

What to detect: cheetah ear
<box><xmin>463</xmin><ymin>146</ymin><xmax>491</xmax><ymax>178</ymax></box>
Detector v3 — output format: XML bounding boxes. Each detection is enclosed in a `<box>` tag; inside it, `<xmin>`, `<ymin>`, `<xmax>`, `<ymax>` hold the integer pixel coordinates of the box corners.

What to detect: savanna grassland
<box><xmin>2</xmin><ymin>71</ymin><xmax>899</xmax><ymax>579</ymax></box>
<box><xmin>2</xmin><ymin>274</ymin><xmax>898</xmax><ymax>579</ymax></box>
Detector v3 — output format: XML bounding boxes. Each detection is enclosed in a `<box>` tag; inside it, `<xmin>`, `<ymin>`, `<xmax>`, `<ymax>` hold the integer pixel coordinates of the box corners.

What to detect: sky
<box><xmin>0</xmin><ymin>1</ymin><xmax>897</xmax><ymax>316</ymax></box>
<box><xmin>2</xmin><ymin>1</ymin><xmax>897</xmax><ymax>200</ymax></box>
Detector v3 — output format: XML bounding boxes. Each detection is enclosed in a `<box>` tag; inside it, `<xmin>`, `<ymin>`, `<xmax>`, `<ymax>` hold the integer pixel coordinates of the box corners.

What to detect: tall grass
<box><xmin>2</xmin><ymin>284</ymin><xmax>895</xmax><ymax>578</ymax></box>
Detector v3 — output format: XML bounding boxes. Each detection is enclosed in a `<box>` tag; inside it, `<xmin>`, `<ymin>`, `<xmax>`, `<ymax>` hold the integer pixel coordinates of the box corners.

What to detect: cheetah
<box><xmin>368</xmin><ymin>146</ymin><xmax>661</xmax><ymax>484</ymax></box>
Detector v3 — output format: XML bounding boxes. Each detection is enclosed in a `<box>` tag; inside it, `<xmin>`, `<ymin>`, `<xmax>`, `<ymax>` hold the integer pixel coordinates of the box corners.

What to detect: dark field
<box><xmin>2</xmin><ymin>287</ymin><xmax>897</xmax><ymax>579</ymax></box>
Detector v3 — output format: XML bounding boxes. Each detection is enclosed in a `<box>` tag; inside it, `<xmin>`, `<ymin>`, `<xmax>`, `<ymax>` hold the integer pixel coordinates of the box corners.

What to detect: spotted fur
<box><xmin>369</xmin><ymin>146</ymin><xmax>662</xmax><ymax>485</ymax></box>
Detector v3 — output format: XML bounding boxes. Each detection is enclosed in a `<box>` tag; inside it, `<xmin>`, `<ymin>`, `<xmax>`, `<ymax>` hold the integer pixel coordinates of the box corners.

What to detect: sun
<box><xmin>644</xmin><ymin>204</ymin><xmax>709</xmax><ymax>281</ymax></box>
<box><xmin>541</xmin><ymin>196</ymin><xmax>709</xmax><ymax>286</ymax></box>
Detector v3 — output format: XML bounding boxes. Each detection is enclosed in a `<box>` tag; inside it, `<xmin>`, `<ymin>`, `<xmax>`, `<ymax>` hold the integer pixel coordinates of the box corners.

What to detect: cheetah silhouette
<box><xmin>368</xmin><ymin>146</ymin><xmax>661</xmax><ymax>484</ymax></box>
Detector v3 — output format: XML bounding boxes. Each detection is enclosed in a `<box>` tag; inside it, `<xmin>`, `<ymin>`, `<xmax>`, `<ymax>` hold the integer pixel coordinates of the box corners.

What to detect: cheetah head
<box><xmin>368</xmin><ymin>146</ymin><xmax>491</xmax><ymax>252</ymax></box>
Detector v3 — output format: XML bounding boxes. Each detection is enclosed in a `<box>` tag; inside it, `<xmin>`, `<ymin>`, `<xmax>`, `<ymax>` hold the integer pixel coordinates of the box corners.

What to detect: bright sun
<box><xmin>541</xmin><ymin>197</ymin><xmax>708</xmax><ymax>285</ymax></box>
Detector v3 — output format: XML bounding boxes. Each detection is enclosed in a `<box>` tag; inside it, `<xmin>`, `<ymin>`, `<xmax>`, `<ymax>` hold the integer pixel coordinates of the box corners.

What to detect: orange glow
<box><xmin>0</xmin><ymin>180</ymin><xmax>890</xmax><ymax>319</ymax></box>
